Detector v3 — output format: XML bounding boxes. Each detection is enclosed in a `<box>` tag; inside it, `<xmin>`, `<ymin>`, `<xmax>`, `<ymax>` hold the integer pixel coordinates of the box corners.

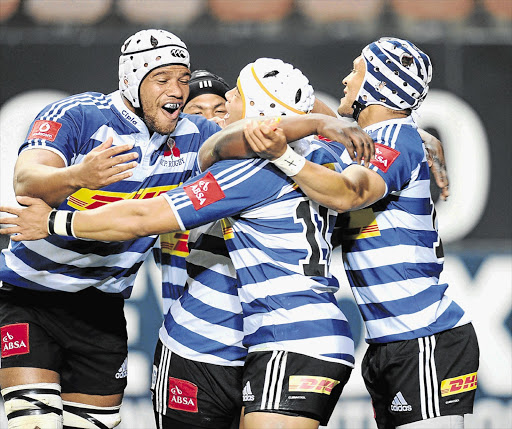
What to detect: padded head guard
<box><xmin>353</xmin><ymin>37</ymin><xmax>432</xmax><ymax>119</ymax></box>
<box><xmin>119</xmin><ymin>29</ymin><xmax>190</xmax><ymax>108</ymax></box>
<box><xmin>237</xmin><ymin>58</ymin><xmax>315</xmax><ymax>118</ymax></box>
<box><xmin>185</xmin><ymin>70</ymin><xmax>230</xmax><ymax>106</ymax></box>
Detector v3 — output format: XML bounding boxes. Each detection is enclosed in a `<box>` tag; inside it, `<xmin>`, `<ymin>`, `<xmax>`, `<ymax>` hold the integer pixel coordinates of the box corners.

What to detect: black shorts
<box><xmin>362</xmin><ymin>323</ymin><xmax>479</xmax><ymax>429</ymax></box>
<box><xmin>243</xmin><ymin>350</ymin><xmax>352</xmax><ymax>426</ymax></box>
<box><xmin>0</xmin><ymin>282</ymin><xmax>128</xmax><ymax>395</ymax></box>
<box><xmin>151</xmin><ymin>339</ymin><xmax>243</xmax><ymax>429</ymax></box>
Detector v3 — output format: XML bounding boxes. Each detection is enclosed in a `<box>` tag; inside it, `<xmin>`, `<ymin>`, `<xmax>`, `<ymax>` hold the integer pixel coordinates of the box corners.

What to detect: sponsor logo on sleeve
<box><xmin>289</xmin><ymin>376</ymin><xmax>340</xmax><ymax>395</ymax></box>
<box><xmin>27</xmin><ymin>120</ymin><xmax>62</xmax><ymax>142</ymax></box>
<box><xmin>441</xmin><ymin>372</ymin><xmax>478</xmax><ymax>396</ymax></box>
<box><xmin>183</xmin><ymin>172</ymin><xmax>225</xmax><ymax>210</ymax></box>
<box><xmin>168</xmin><ymin>377</ymin><xmax>198</xmax><ymax>413</ymax></box>
<box><xmin>370</xmin><ymin>143</ymin><xmax>400</xmax><ymax>173</ymax></box>
<box><xmin>1</xmin><ymin>323</ymin><xmax>29</xmax><ymax>358</ymax></box>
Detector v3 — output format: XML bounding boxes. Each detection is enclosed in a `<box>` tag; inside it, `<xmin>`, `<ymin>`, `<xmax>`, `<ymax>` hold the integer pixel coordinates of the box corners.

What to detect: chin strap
<box><xmin>351</xmin><ymin>100</ymin><xmax>366</xmax><ymax>121</ymax></box>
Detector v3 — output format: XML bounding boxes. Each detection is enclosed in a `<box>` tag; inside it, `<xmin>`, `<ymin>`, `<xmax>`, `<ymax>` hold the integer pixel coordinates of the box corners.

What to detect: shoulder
<box><xmin>178</xmin><ymin>113</ymin><xmax>222</xmax><ymax>134</ymax></box>
<box><xmin>36</xmin><ymin>91</ymin><xmax>111</xmax><ymax>120</ymax></box>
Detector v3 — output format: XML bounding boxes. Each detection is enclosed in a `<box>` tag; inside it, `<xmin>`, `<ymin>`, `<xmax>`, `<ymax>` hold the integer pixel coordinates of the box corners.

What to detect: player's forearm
<box><xmin>15</xmin><ymin>164</ymin><xmax>82</xmax><ymax>208</ymax></box>
<box><xmin>70</xmin><ymin>198</ymin><xmax>180</xmax><ymax>241</ymax></box>
<box><xmin>198</xmin><ymin>116</ymin><xmax>324</xmax><ymax>170</ymax></box>
<box><xmin>291</xmin><ymin>162</ymin><xmax>385</xmax><ymax>213</ymax></box>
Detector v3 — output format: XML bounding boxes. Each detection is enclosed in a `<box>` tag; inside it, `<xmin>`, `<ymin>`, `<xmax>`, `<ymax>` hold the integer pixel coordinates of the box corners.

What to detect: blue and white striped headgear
<box><xmin>119</xmin><ymin>29</ymin><xmax>190</xmax><ymax>109</ymax></box>
<box><xmin>352</xmin><ymin>37</ymin><xmax>432</xmax><ymax>120</ymax></box>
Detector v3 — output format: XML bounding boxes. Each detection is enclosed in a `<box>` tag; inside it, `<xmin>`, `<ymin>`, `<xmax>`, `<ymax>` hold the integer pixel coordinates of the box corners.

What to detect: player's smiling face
<box><xmin>139</xmin><ymin>65</ymin><xmax>191</xmax><ymax>134</ymax></box>
<box><xmin>338</xmin><ymin>55</ymin><xmax>366</xmax><ymax>117</ymax></box>
<box><xmin>224</xmin><ymin>86</ymin><xmax>244</xmax><ymax>126</ymax></box>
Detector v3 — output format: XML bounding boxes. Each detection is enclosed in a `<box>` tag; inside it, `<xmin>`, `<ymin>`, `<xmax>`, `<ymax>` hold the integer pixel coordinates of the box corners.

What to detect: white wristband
<box><xmin>47</xmin><ymin>210</ymin><xmax>76</xmax><ymax>237</ymax></box>
<box><xmin>270</xmin><ymin>145</ymin><xmax>306</xmax><ymax>177</ymax></box>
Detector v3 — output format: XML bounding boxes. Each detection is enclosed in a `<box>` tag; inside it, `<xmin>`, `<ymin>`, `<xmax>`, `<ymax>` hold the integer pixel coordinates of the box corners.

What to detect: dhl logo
<box><xmin>440</xmin><ymin>372</ymin><xmax>477</xmax><ymax>397</ymax></box>
<box><xmin>344</xmin><ymin>208</ymin><xmax>381</xmax><ymax>240</ymax></box>
<box><xmin>289</xmin><ymin>376</ymin><xmax>340</xmax><ymax>395</ymax></box>
<box><xmin>67</xmin><ymin>185</ymin><xmax>178</xmax><ymax>211</ymax></box>
<box><xmin>160</xmin><ymin>232</ymin><xmax>190</xmax><ymax>256</ymax></box>
<box><xmin>221</xmin><ymin>218</ymin><xmax>234</xmax><ymax>240</ymax></box>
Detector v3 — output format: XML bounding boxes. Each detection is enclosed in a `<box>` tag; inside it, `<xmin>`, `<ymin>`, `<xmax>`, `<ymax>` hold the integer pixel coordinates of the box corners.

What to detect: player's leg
<box><xmin>362</xmin><ymin>324</ymin><xmax>479</xmax><ymax>429</ymax></box>
<box><xmin>0</xmin><ymin>284</ymin><xmax>65</xmax><ymax>428</ymax></box>
<box><xmin>58</xmin><ymin>287</ymin><xmax>128</xmax><ymax>428</ymax></box>
<box><xmin>152</xmin><ymin>339</ymin><xmax>243</xmax><ymax>429</ymax></box>
<box><xmin>243</xmin><ymin>411</ymin><xmax>319</xmax><ymax>429</ymax></box>
<box><xmin>396</xmin><ymin>415</ymin><xmax>464</xmax><ymax>428</ymax></box>
<box><xmin>242</xmin><ymin>350</ymin><xmax>352</xmax><ymax>429</ymax></box>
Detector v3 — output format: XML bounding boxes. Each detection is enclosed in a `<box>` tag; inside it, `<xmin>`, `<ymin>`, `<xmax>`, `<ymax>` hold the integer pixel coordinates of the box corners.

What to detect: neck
<box><xmin>357</xmin><ymin>105</ymin><xmax>409</xmax><ymax>128</ymax></box>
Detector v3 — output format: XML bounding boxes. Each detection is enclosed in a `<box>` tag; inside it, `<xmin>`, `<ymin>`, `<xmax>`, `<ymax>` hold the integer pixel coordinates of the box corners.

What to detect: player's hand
<box><xmin>419</xmin><ymin>129</ymin><xmax>450</xmax><ymax>201</ymax></box>
<box><xmin>316</xmin><ymin>117</ymin><xmax>375</xmax><ymax>167</ymax></box>
<box><xmin>243</xmin><ymin>119</ymin><xmax>288</xmax><ymax>160</ymax></box>
<box><xmin>209</xmin><ymin>116</ymin><xmax>227</xmax><ymax>129</ymax></box>
<box><xmin>0</xmin><ymin>196</ymin><xmax>53</xmax><ymax>242</ymax></box>
<box><xmin>72</xmin><ymin>137</ymin><xmax>139</xmax><ymax>189</ymax></box>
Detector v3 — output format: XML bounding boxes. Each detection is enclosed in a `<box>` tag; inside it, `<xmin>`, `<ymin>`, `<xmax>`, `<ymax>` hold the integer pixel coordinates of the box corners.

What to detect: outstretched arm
<box><xmin>198</xmin><ymin>114</ymin><xmax>374</xmax><ymax>171</ymax></box>
<box><xmin>0</xmin><ymin>194</ymin><xmax>180</xmax><ymax>242</ymax></box>
<box><xmin>14</xmin><ymin>138</ymin><xmax>138</xmax><ymax>207</ymax></box>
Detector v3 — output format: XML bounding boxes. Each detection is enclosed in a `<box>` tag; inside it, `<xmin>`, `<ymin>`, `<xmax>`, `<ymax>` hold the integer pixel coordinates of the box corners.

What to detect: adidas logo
<box><xmin>391</xmin><ymin>391</ymin><xmax>412</xmax><ymax>412</ymax></box>
<box><xmin>242</xmin><ymin>381</ymin><xmax>255</xmax><ymax>402</ymax></box>
<box><xmin>115</xmin><ymin>357</ymin><xmax>128</xmax><ymax>379</ymax></box>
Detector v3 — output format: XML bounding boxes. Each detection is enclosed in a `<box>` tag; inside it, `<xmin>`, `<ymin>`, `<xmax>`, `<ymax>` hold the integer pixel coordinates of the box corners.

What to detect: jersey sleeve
<box><xmin>20</xmin><ymin>98</ymin><xmax>85</xmax><ymax>166</ymax></box>
<box><xmin>368</xmin><ymin>126</ymin><xmax>425</xmax><ymax>195</ymax></box>
<box><xmin>163</xmin><ymin>158</ymin><xmax>286</xmax><ymax>230</ymax></box>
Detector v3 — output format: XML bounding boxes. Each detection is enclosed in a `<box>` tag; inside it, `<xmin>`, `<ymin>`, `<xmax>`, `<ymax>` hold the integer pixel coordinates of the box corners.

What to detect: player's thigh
<box><xmin>0</xmin><ymin>367</ymin><xmax>59</xmax><ymax>389</ymax></box>
<box><xmin>56</xmin><ymin>288</ymin><xmax>128</xmax><ymax>397</ymax></box>
<box><xmin>244</xmin><ymin>411</ymin><xmax>319</xmax><ymax>429</ymax></box>
<box><xmin>0</xmin><ymin>283</ymin><xmax>64</xmax><ymax>375</ymax></box>
<box><xmin>362</xmin><ymin>324</ymin><xmax>479</xmax><ymax>429</ymax></box>
<box><xmin>243</xmin><ymin>350</ymin><xmax>352</xmax><ymax>427</ymax></box>
<box><xmin>152</xmin><ymin>340</ymin><xmax>243</xmax><ymax>429</ymax></box>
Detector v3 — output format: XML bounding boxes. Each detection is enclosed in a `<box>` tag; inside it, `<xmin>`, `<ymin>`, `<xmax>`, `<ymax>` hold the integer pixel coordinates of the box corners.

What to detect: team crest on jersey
<box><xmin>441</xmin><ymin>372</ymin><xmax>477</xmax><ymax>397</ymax></box>
<box><xmin>184</xmin><ymin>172</ymin><xmax>225</xmax><ymax>210</ymax></box>
<box><xmin>289</xmin><ymin>376</ymin><xmax>340</xmax><ymax>395</ymax></box>
<box><xmin>1</xmin><ymin>323</ymin><xmax>29</xmax><ymax>358</ymax></box>
<box><xmin>28</xmin><ymin>120</ymin><xmax>62</xmax><ymax>142</ymax></box>
<box><xmin>370</xmin><ymin>143</ymin><xmax>400</xmax><ymax>173</ymax></box>
<box><xmin>168</xmin><ymin>377</ymin><xmax>198</xmax><ymax>413</ymax></box>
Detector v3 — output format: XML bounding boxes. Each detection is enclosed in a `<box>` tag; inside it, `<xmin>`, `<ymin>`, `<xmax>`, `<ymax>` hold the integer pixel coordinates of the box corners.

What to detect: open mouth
<box><xmin>162</xmin><ymin>103</ymin><xmax>181</xmax><ymax>115</ymax></box>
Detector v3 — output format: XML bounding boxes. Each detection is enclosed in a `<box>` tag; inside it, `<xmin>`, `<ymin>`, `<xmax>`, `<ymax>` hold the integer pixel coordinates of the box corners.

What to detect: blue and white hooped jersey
<box><xmin>0</xmin><ymin>91</ymin><xmax>220</xmax><ymax>297</ymax></box>
<box><xmin>159</xmin><ymin>221</ymin><xmax>246</xmax><ymax>366</ymax></box>
<box><xmin>153</xmin><ymin>231</ymin><xmax>190</xmax><ymax>315</ymax></box>
<box><xmin>164</xmin><ymin>137</ymin><xmax>355</xmax><ymax>367</ymax></box>
<box><xmin>337</xmin><ymin>116</ymin><xmax>470</xmax><ymax>344</ymax></box>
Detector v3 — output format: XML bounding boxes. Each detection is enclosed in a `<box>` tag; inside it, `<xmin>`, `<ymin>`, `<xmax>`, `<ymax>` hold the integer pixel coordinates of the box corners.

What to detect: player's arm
<box><xmin>311</xmin><ymin>98</ymin><xmax>337</xmax><ymax>117</ymax></box>
<box><xmin>243</xmin><ymin>121</ymin><xmax>386</xmax><ymax>212</ymax></box>
<box><xmin>0</xmin><ymin>194</ymin><xmax>180</xmax><ymax>242</ymax></box>
<box><xmin>418</xmin><ymin>129</ymin><xmax>450</xmax><ymax>201</ymax></box>
<box><xmin>198</xmin><ymin>113</ymin><xmax>374</xmax><ymax>171</ymax></box>
<box><xmin>14</xmin><ymin>138</ymin><xmax>138</xmax><ymax>207</ymax></box>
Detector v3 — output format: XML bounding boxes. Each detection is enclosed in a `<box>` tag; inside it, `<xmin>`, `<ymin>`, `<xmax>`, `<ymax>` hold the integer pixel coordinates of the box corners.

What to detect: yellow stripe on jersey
<box><xmin>160</xmin><ymin>231</ymin><xmax>190</xmax><ymax>256</ymax></box>
<box><xmin>67</xmin><ymin>184</ymin><xmax>179</xmax><ymax>211</ymax></box>
<box><xmin>221</xmin><ymin>218</ymin><xmax>234</xmax><ymax>240</ymax></box>
<box><xmin>344</xmin><ymin>208</ymin><xmax>381</xmax><ymax>240</ymax></box>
